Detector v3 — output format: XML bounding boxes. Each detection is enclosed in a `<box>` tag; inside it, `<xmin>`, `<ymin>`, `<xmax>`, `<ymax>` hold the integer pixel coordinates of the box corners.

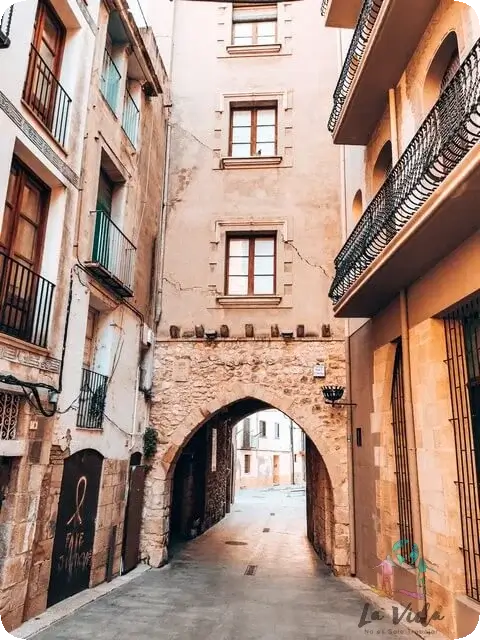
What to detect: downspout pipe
<box><xmin>155</xmin><ymin>117</ymin><xmax>172</xmax><ymax>327</ymax></box>
<box><xmin>338</xmin><ymin>25</ymin><xmax>356</xmax><ymax>576</ymax></box>
<box><xmin>400</xmin><ymin>289</ymin><xmax>427</xmax><ymax>608</ymax></box>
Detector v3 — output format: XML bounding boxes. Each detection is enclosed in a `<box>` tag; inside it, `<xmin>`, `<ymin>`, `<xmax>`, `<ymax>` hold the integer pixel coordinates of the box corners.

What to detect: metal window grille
<box><xmin>0</xmin><ymin>392</ymin><xmax>20</xmax><ymax>440</ymax></box>
<box><xmin>444</xmin><ymin>296</ymin><xmax>480</xmax><ymax>602</ymax></box>
<box><xmin>77</xmin><ymin>368</ymin><xmax>108</xmax><ymax>430</ymax></box>
<box><xmin>391</xmin><ymin>342</ymin><xmax>414</xmax><ymax>561</ymax></box>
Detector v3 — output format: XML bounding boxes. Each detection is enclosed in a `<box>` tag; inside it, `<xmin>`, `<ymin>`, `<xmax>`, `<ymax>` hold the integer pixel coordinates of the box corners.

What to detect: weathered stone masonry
<box><xmin>142</xmin><ymin>338</ymin><xmax>350</xmax><ymax>572</ymax></box>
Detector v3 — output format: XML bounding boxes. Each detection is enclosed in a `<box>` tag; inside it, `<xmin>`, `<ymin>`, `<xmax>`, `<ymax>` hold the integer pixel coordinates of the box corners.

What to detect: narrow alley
<box><xmin>30</xmin><ymin>488</ymin><xmax>399</xmax><ymax>639</ymax></box>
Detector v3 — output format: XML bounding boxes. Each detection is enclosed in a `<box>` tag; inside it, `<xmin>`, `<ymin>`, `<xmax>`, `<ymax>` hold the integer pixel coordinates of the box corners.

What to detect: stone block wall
<box><xmin>144</xmin><ymin>337</ymin><xmax>349</xmax><ymax>572</ymax></box>
<box><xmin>204</xmin><ymin>420</ymin><xmax>232</xmax><ymax>530</ymax></box>
<box><xmin>23</xmin><ymin>444</ymin><xmax>64</xmax><ymax>623</ymax></box>
<box><xmin>0</xmin><ymin>411</ymin><xmax>54</xmax><ymax>631</ymax></box>
<box><xmin>306</xmin><ymin>437</ymin><xmax>335</xmax><ymax>569</ymax></box>
<box><xmin>90</xmin><ymin>459</ymin><xmax>128</xmax><ymax>587</ymax></box>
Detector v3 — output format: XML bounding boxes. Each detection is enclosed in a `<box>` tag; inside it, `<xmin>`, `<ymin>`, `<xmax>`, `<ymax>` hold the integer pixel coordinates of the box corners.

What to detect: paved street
<box><xmin>33</xmin><ymin>488</ymin><xmax>397</xmax><ymax>639</ymax></box>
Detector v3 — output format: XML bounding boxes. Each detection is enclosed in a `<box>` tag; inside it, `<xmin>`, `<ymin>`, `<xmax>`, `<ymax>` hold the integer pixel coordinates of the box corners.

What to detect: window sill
<box><xmin>0</xmin><ymin>439</ymin><xmax>27</xmax><ymax>457</ymax></box>
<box><xmin>0</xmin><ymin>333</ymin><xmax>50</xmax><ymax>357</ymax></box>
<box><xmin>221</xmin><ymin>156</ymin><xmax>283</xmax><ymax>170</ymax></box>
<box><xmin>216</xmin><ymin>295</ymin><xmax>282</xmax><ymax>309</ymax></box>
<box><xmin>226</xmin><ymin>43</ymin><xmax>282</xmax><ymax>57</ymax></box>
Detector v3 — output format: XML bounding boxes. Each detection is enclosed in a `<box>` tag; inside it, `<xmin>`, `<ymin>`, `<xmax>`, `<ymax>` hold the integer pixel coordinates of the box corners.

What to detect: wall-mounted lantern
<box><xmin>321</xmin><ymin>385</ymin><xmax>356</xmax><ymax>407</ymax></box>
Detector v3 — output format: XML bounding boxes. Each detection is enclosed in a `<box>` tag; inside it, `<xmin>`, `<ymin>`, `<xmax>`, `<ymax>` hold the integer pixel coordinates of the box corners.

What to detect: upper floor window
<box><xmin>23</xmin><ymin>0</ymin><xmax>71</xmax><ymax>147</ymax></box>
<box><xmin>226</xmin><ymin>235</ymin><xmax>276</xmax><ymax>296</ymax></box>
<box><xmin>1</xmin><ymin>160</ymin><xmax>49</xmax><ymax>274</ymax></box>
<box><xmin>122</xmin><ymin>81</ymin><xmax>140</xmax><ymax>147</ymax></box>
<box><xmin>0</xmin><ymin>159</ymin><xmax>54</xmax><ymax>348</ymax></box>
<box><xmin>274</xmin><ymin>422</ymin><xmax>280</xmax><ymax>439</ymax></box>
<box><xmin>83</xmin><ymin>307</ymin><xmax>99</xmax><ymax>368</ymax></box>
<box><xmin>229</xmin><ymin>105</ymin><xmax>277</xmax><ymax>158</ymax></box>
<box><xmin>232</xmin><ymin>4</ymin><xmax>277</xmax><ymax>46</ymax></box>
<box><xmin>101</xmin><ymin>34</ymin><xmax>122</xmax><ymax>113</ymax></box>
<box><xmin>259</xmin><ymin>420</ymin><xmax>267</xmax><ymax>438</ymax></box>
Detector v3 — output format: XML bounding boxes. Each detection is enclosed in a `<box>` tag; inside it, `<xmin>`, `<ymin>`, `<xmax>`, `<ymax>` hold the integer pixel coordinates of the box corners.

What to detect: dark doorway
<box><xmin>170</xmin><ymin>428</ymin><xmax>208</xmax><ymax>544</ymax></box>
<box><xmin>122</xmin><ymin>453</ymin><xmax>146</xmax><ymax>574</ymax></box>
<box><xmin>48</xmin><ymin>449</ymin><xmax>103</xmax><ymax>607</ymax></box>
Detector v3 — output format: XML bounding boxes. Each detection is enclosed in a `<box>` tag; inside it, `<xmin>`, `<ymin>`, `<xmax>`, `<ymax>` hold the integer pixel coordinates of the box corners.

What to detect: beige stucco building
<box><xmin>0</xmin><ymin>0</ymin><xmax>168</xmax><ymax>628</ymax></box>
<box><xmin>235</xmin><ymin>409</ymin><xmax>306</xmax><ymax>489</ymax></box>
<box><xmin>141</xmin><ymin>0</ymin><xmax>350</xmax><ymax>576</ymax></box>
<box><xmin>324</xmin><ymin>0</ymin><xmax>480</xmax><ymax>636</ymax></box>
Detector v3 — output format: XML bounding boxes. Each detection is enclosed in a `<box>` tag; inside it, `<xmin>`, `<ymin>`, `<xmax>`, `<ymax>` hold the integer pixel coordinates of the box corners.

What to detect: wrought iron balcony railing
<box><xmin>23</xmin><ymin>45</ymin><xmax>72</xmax><ymax>147</ymax></box>
<box><xmin>0</xmin><ymin>251</ymin><xmax>55</xmax><ymax>348</ymax></box>
<box><xmin>0</xmin><ymin>5</ymin><xmax>13</xmax><ymax>48</ymax></box>
<box><xmin>122</xmin><ymin>89</ymin><xmax>140</xmax><ymax>147</ymax></box>
<box><xmin>77</xmin><ymin>368</ymin><xmax>108</xmax><ymax>430</ymax></box>
<box><xmin>86</xmin><ymin>210</ymin><xmax>136</xmax><ymax>297</ymax></box>
<box><xmin>101</xmin><ymin>50</ymin><xmax>121</xmax><ymax>113</ymax></box>
<box><xmin>327</xmin><ymin>0</ymin><xmax>383</xmax><ymax>133</ymax></box>
<box><xmin>329</xmin><ymin>39</ymin><xmax>480</xmax><ymax>305</ymax></box>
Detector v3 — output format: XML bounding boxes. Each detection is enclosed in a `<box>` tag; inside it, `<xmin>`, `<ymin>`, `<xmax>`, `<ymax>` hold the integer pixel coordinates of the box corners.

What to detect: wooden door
<box><xmin>273</xmin><ymin>455</ymin><xmax>280</xmax><ymax>485</ymax></box>
<box><xmin>48</xmin><ymin>450</ymin><xmax>103</xmax><ymax>607</ymax></box>
<box><xmin>122</xmin><ymin>464</ymin><xmax>146</xmax><ymax>574</ymax></box>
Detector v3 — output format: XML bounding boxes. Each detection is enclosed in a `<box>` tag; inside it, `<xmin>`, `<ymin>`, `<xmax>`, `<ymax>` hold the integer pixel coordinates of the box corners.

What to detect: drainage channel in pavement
<box><xmin>244</xmin><ymin>564</ymin><xmax>258</xmax><ymax>576</ymax></box>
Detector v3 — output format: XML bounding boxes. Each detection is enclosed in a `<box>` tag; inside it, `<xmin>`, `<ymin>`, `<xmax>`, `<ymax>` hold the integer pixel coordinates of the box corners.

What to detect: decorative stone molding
<box><xmin>0</xmin><ymin>341</ymin><xmax>61</xmax><ymax>373</ymax></box>
<box><xmin>226</xmin><ymin>43</ymin><xmax>282</xmax><ymax>57</ymax></box>
<box><xmin>220</xmin><ymin>155</ymin><xmax>283</xmax><ymax>169</ymax></box>
<box><xmin>0</xmin><ymin>92</ymin><xmax>79</xmax><ymax>188</ymax></box>
<box><xmin>208</xmin><ymin>217</ymin><xmax>293</xmax><ymax>309</ymax></box>
<box><xmin>216</xmin><ymin>295</ymin><xmax>282</xmax><ymax>309</ymax></box>
<box><xmin>213</xmin><ymin>90</ymin><xmax>294</xmax><ymax>170</ymax></box>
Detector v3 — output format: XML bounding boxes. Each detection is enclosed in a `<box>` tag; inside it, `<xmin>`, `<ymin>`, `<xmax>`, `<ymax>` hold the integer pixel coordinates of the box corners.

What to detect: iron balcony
<box><xmin>85</xmin><ymin>210</ymin><xmax>136</xmax><ymax>298</ymax></box>
<box><xmin>0</xmin><ymin>5</ymin><xmax>13</xmax><ymax>48</ymax></box>
<box><xmin>0</xmin><ymin>251</ymin><xmax>55</xmax><ymax>349</ymax></box>
<box><xmin>329</xmin><ymin>39</ymin><xmax>480</xmax><ymax>317</ymax></box>
<box><xmin>328</xmin><ymin>0</ymin><xmax>438</xmax><ymax>144</ymax></box>
<box><xmin>23</xmin><ymin>45</ymin><xmax>72</xmax><ymax>147</ymax></box>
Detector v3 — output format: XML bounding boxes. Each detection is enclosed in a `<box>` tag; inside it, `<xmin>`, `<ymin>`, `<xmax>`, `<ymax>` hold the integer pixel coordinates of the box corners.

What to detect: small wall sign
<box><xmin>313</xmin><ymin>363</ymin><xmax>326</xmax><ymax>378</ymax></box>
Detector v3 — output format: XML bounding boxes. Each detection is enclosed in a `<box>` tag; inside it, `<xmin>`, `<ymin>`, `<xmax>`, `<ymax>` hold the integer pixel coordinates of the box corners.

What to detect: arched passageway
<box><xmin>144</xmin><ymin>395</ymin><xmax>347</xmax><ymax>575</ymax></box>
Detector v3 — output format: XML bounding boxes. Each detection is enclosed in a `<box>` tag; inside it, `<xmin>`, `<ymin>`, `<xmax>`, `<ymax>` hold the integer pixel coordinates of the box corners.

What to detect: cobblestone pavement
<box><xmin>32</xmin><ymin>487</ymin><xmax>405</xmax><ymax>640</ymax></box>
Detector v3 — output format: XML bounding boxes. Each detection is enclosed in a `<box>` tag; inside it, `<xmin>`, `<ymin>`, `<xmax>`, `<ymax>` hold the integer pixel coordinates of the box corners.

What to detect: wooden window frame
<box><xmin>23</xmin><ymin>0</ymin><xmax>66</xmax><ymax>134</ymax></box>
<box><xmin>0</xmin><ymin>157</ymin><xmax>50</xmax><ymax>273</ymax></box>
<box><xmin>225</xmin><ymin>233</ymin><xmax>277</xmax><ymax>296</ymax></box>
<box><xmin>244</xmin><ymin>453</ymin><xmax>251</xmax><ymax>474</ymax></box>
<box><xmin>229</xmin><ymin>105</ymin><xmax>278</xmax><ymax>158</ymax></box>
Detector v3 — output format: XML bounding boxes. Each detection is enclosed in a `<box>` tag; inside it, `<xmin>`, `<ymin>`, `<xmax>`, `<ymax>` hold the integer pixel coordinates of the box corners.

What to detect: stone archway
<box><xmin>143</xmin><ymin>366</ymin><xmax>350</xmax><ymax>574</ymax></box>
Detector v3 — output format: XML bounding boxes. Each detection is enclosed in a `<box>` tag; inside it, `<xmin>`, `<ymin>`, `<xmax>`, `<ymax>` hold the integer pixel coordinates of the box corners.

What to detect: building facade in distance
<box><xmin>235</xmin><ymin>409</ymin><xmax>305</xmax><ymax>489</ymax></box>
